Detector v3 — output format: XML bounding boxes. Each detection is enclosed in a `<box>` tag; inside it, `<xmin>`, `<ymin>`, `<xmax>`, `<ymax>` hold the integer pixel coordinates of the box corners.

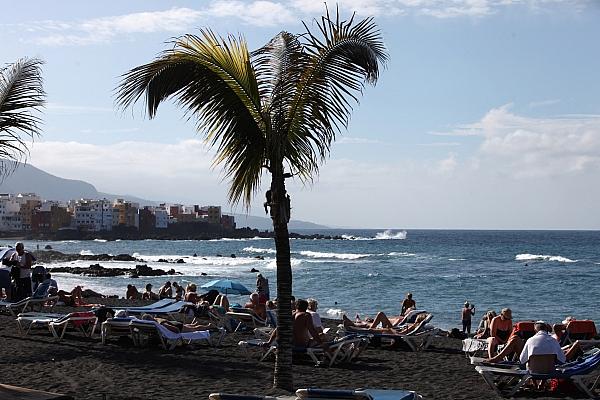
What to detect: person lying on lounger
<box><xmin>51</xmin><ymin>285</ymin><xmax>84</xmax><ymax>306</ymax></box>
<box><xmin>342</xmin><ymin>312</ymin><xmax>428</xmax><ymax>334</ymax></box>
<box><xmin>352</xmin><ymin>308</ymin><xmax>421</xmax><ymax>329</ymax></box>
<box><xmin>140</xmin><ymin>313</ymin><xmax>215</xmax><ymax>333</ymax></box>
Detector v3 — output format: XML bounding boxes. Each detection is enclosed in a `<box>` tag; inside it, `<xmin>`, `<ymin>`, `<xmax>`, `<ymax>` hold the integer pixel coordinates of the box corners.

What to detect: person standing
<box><xmin>10</xmin><ymin>242</ymin><xmax>34</xmax><ymax>301</ymax></box>
<box><xmin>461</xmin><ymin>301</ymin><xmax>476</xmax><ymax>335</ymax></box>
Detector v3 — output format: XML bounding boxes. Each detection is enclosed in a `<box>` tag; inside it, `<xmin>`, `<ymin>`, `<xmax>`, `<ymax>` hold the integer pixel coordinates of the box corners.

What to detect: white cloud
<box><xmin>445</xmin><ymin>104</ymin><xmax>600</xmax><ymax>178</ymax></box>
<box><xmin>528</xmin><ymin>98</ymin><xmax>561</xmax><ymax>108</ymax></box>
<box><xmin>417</xmin><ymin>141</ymin><xmax>460</xmax><ymax>146</ymax></box>
<box><xmin>9</xmin><ymin>0</ymin><xmax>590</xmax><ymax>46</ymax></box>
<box><xmin>337</xmin><ymin>136</ymin><xmax>382</xmax><ymax>144</ymax></box>
<box><xmin>435</xmin><ymin>153</ymin><xmax>458</xmax><ymax>174</ymax></box>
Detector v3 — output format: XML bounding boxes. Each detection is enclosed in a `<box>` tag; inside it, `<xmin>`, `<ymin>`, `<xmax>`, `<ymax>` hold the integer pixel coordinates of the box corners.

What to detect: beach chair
<box><xmin>119</xmin><ymin>300</ymin><xmax>190</xmax><ymax>319</ymax></box>
<box><xmin>128</xmin><ymin>319</ymin><xmax>223</xmax><ymax>350</ymax></box>
<box><xmin>16</xmin><ymin>312</ymin><xmax>65</xmax><ymax>336</ymax></box>
<box><xmin>462</xmin><ymin>338</ymin><xmax>488</xmax><ymax>357</ymax></box>
<box><xmin>0</xmin><ymin>294</ymin><xmax>58</xmax><ymax>316</ymax></box>
<box><xmin>48</xmin><ymin>311</ymin><xmax>98</xmax><ymax>340</ymax></box>
<box><xmin>101</xmin><ymin>317</ymin><xmax>136</xmax><ymax>345</ymax></box>
<box><xmin>116</xmin><ymin>298</ymin><xmax>176</xmax><ymax>312</ymax></box>
<box><xmin>295</xmin><ymin>388</ymin><xmax>423</xmax><ymax>400</ymax></box>
<box><xmin>209</xmin><ymin>394</ymin><xmax>293</xmax><ymax>400</ymax></box>
<box><xmin>0</xmin><ymin>383</ymin><xmax>74</xmax><ymax>400</ymax></box>
<box><xmin>226</xmin><ymin>308</ymin><xmax>267</xmax><ymax>332</ymax></box>
<box><xmin>562</xmin><ymin>320</ymin><xmax>598</xmax><ymax>345</ymax></box>
<box><xmin>475</xmin><ymin>350</ymin><xmax>600</xmax><ymax>398</ymax></box>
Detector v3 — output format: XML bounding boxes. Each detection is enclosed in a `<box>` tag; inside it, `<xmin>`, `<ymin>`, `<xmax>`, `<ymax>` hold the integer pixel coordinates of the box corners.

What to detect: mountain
<box><xmin>0</xmin><ymin>163</ymin><xmax>155</xmax><ymax>205</ymax></box>
<box><xmin>0</xmin><ymin>162</ymin><xmax>330</xmax><ymax>230</ymax></box>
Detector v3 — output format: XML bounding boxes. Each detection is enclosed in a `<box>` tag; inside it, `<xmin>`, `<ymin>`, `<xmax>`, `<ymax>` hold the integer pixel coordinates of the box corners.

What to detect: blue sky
<box><xmin>2</xmin><ymin>0</ymin><xmax>599</xmax><ymax>229</ymax></box>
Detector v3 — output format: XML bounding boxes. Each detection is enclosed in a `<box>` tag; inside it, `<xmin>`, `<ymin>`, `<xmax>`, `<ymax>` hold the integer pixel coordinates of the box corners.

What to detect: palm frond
<box><xmin>0</xmin><ymin>58</ymin><xmax>45</xmax><ymax>175</ymax></box>
<box><xmin>115</xmin><ymin>30</ymin><xmax>267</xmax><ymax>206</ymax></box>
<box><xmin>281</xmin><ymin>10</ymin><xmax>388</xmax><ymax>181</ymax></box>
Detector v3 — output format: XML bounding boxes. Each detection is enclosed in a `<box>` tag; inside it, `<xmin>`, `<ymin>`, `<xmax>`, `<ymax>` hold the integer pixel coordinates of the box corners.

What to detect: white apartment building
<box><xmin>72</xmin><ymin>199</ymin><xmax>113</xmax><ymax>231</ymax></box>
<box><xmin>0</xmin><ymin>194</ymin><xmax>22</xmax><ymax>231</ymax></box>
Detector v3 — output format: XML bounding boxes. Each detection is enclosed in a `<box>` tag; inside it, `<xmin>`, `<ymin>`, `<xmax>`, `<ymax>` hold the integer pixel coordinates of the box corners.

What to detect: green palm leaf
<box><xmin>0</xmin><ymin>58</ymin><xmax>45</xmax><ymax>176</ymax></box>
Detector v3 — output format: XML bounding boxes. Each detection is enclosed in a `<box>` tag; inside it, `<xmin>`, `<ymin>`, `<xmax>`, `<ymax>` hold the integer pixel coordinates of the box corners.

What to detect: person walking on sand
<box><xmin>401</xmin><ymin>292</ymin><xmax>416</xmax><ymax>315</ymax></box>
<box><xmin>461</xmin><ymin>301</ymin><xmax>476</xmax><ymax>335</ymax></box>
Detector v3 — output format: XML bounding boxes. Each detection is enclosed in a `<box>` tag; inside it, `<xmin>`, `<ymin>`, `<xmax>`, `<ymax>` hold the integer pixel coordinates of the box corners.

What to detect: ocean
<box><xmin>15</xmin><ymin>229</ymin><xmax>600</xmax><ymax>330</ymax></box>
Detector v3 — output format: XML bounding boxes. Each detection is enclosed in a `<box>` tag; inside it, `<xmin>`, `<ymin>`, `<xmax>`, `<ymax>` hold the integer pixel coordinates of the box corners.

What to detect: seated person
<box><xmin>520</xmin><ymin>321</ymin><xmax>565</xmax><ymax>372</ymax></box>
<box><xmin>140</xmin><ymin>313</ymin><xmax>214</xmax><ymax>333</ymax></box>
<box><xmin>474</xmin><ymin>310</ymin><xmax>496</xmax><ymax>339</ymax></box>
<box><xmin>265</xmin><ymin>299</ymin><xmax>324</xmax><ymax>349</ymax></box>
<box><xmin>82</xmin><ymin>288</ymin><xmax>105</xmax><ymax>298</ymax></box>
<box><xmin>157</xmin><ymin>281</ymin><xmax>173</xmax><ymax>299</ymax></box>
<box><xmin>198</xmin><ymin>289</ymin><xmax>219</xmax><ymax>305</ymax></box>
<box><xmin>552</xmin><ymin>323</ymin><xmax>584</xmax><ymax>361</ymax></box>
<box><xmin>142</xmin><ymin>283</ymin><xmax>159</xmax><ymax>301</ymax></box>
<box><xmin>213</xmin><ymin>294</ymin><xmax>230</xmax><ymax>313</ymax></box>
<box><xmin>307</xmin><ymin>298</ymin><xmax>323</xmax><ymax>335</ymax></box>
<box><xmin>185</xmin><ymin>283</ymin><xmax>200</xmax><ymax>303</ymax></box>
<box><xmin>244</xmin><ymin>292</ymin><xmax>267</xmax><ymax>320</ymax></box>
<box><xmin>126</xmin><ymin>284</ymin><xmax>141</xmax><ymax>300</ymax></box>
<box><xmin>401</xmin><ymin>293</ymin><xmax>416</xmax><ymax>315</ymax></box>
<box><xmin>487</xmin><ymin>308</ymin><xmax>513</xmax><ymax>359</ymax></box>
<box><xmin>172</xmin><ymin>282</ymin><xmax>185</xmax><ymax>300</ymax></box>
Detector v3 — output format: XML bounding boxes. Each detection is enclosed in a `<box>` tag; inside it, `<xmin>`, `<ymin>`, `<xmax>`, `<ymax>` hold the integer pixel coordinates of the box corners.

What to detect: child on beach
<box><xmin>461</xmin><ymin>302</ymin><xmax>475</xmax><ymax>335</ymax></box>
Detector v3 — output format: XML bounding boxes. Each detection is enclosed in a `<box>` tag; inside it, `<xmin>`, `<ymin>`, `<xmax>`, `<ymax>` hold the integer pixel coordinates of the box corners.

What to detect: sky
<box><xmin>2</xmin><ymin>0</ymin><xmax>600</xmax><ymax>229</ymax></box>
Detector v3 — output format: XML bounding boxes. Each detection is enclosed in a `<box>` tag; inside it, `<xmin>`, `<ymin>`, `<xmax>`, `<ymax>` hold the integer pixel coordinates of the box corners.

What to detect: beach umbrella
<box><xmin>201</xmin><ymin>278</ymin><xmax>252</xmax><ymax>295</ymax></box>
<box><xmin>0</xmin><ymin>247</ymin><xmax>15</xmax><ymax>261</ymax></box>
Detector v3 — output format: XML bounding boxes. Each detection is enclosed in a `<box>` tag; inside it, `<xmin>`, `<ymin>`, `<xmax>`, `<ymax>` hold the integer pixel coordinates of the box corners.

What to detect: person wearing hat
<box><xmin>401</xmin><ymin>292</ymin><xmax>416</xmax><ymax>316</ymax></box>
<box><xmin>461</xmin><ymin>301</ymin><xmax>476</xmax><ymax>335</ymax></box>
<box><xmin>487</xmin><ymin>308</ymin><xmax>513</xmax><ymax>359</ymax></box>
<box><xmin>519</xmin><ymin>321</ymin><xmax>565</xmax><ymax>372</ymax></box>
<box><xmin>142</xmin><ymin>283</ymin><xmax>159</xmax><ymax>300</ymax></box>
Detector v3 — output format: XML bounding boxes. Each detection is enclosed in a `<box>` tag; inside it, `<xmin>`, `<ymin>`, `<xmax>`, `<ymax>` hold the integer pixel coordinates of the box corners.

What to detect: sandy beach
<box><xmin>1</xmin><ymin>298</ymin><xmax>585</xmax><ymax>400</ymax></box>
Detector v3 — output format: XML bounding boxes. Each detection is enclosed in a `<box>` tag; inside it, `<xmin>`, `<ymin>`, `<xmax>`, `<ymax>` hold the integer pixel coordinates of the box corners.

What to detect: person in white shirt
<box><xmin>307</xmin><ymin>298</ymin><xmax>323</xmax><ymax>335</ymax></box>
<box><xmin>520</xmin><ymin>321</ymin><xmax>566</xmax><ymax>370</ymax></box>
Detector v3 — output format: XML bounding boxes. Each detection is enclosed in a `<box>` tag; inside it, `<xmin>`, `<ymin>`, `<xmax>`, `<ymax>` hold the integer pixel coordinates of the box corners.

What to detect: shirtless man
<box><xmin>401</xmin><ymin>293</ymin><xmax>416</xmax><ymax>315</ymax></box>
<box><xmin>487</xmin><ymin>308</ymin><xmax>513</xmax><ymax>359</ymax></box>
<box><xmin>265</xmin><ymin>299</ymin><xmax>323</xmax><ymax>348</ymax></box>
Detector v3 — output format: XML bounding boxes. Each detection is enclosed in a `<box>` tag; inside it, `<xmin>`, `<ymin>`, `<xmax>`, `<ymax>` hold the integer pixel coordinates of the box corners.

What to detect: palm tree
<box><xmin>115</xmin><ymin>10</ymin><xmax>387</xmax><ymax>391</ymax></box>
<box><xmin>0</xmin><ymin>58</ymin><xmax>45</xmax><ymax>176</ymax></box>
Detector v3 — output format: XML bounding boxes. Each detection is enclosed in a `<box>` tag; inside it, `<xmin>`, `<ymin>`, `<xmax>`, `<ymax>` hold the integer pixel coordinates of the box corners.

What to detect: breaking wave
<box><xmin>79</xmin><ymin>250</ymin><xmax>94</xmax><ymax>256</ymax></box>
<box><xmin>93</xmin><ymin>239</ymin><xmax>107</xmax><ymax>243</ymax></box>
<box><xmin>389</xmin><ymin>252</ymin><xmax>416</xmax><ymax>257</ymax></box>
<box><xmin>516</xmin><ymin>254</ymin><xmax>577</xmax><ymax>263</ymax></box>
<box><xmin>243</xmin><ymin>246</ymin><xmax>276</xmax><ymax>254</ymax></box>
<box><xmin>299</xmin><ymin>250</ymin><xmax>370</xmax><ymax>260</ymax></box>
<box><xmin>375</xmin><ymin>230</ymin><xmax>407</xmax><ymax>240</ymax></box>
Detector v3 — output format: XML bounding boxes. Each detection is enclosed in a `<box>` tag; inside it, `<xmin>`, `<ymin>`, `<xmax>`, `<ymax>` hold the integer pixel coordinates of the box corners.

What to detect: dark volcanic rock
<box><xmin>32</xmin><ymin>250</ymin><xmax>141</xmax><ymax>263</ymax></box>
<box><xmin>49</xmin><ymin>263</ymin><xmax>180</xmax><ymax>277</ymax></box>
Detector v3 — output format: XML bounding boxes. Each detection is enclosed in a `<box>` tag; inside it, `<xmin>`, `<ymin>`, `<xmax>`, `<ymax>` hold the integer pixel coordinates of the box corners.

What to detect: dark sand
<box><xmin>0</xmin><ymin>299</ymin><xmax>589</xmax><ymax>400</ymax></box>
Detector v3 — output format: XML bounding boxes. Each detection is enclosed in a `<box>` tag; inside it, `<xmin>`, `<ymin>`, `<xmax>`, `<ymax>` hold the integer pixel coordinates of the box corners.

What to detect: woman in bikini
<box><xmin>487</xmin><ymin>308</ymin><xmax>513</xmax><ymax>359</ymax></box>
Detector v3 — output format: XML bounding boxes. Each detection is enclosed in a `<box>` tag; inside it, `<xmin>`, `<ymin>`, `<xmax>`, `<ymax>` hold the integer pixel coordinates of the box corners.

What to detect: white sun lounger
<box><xmin>48</xmin><ymin>312</ymin><xmax>98</xmax><ymax>340</ymax></box>
<box><xmin>0</xmin><ymin>295</ymin><xmax>58</xmax><ymax>316</ymax></box>
<box><xmin>296</xmin><ymin>388</ymin><xmax>423</xmax><ymax>400</ymax></box>
<box><xmin>128</xmin><ymin>319</ymin><xmax>221</xmax><ymax>350</ymax></box>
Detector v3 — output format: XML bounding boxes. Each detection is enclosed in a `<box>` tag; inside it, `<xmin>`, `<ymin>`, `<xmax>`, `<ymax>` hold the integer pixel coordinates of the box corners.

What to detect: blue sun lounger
<box><xmin>116</xmin><ymin>298</ymin><xmax>176</xmax><ymax>312</ymax></box>
<box><xmin>117</xmin><ymin>300</ymin><xmax>189</xmax><ymax>316</ymax></box>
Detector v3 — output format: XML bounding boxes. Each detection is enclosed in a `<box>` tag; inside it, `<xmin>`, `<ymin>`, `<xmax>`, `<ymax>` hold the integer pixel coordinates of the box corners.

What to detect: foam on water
<box><xmin>375</xmin><ymin>229</ymin><xmax>407</xmax><ymax>240</ymax></box>
<box><xmin>388</xmin><ymin>252</ymin><xmax>416</xmax><ymax>257</ymax></box>
<box><xmin>243</xmin><ymin>246</ymin><xmax>276</xmax><ymax>254</ymax></box>
<box><xmin>448</xmin><ymin>258</ymin><xmax>466</xmax><ymax>261</ymax></box>
<box><xmin>325</xmin><ymin>308</ymin><xmax>344</xmax><ymax>319</ymax></box>
<box><xmin>209</xmin><ymin>237</ymin><xmax>270</xmax><ymax>242</ymax></box>
<box><xmin>299</xmin><ymin>250</ymin><xmax>370</xmax><ymax>260</ymax></box>
<box><xmin>515</xmin><ymin>254</ymin><xmax>577</xmax><ymax>263</ymax></box>
<box><xmin>79</xmin><ymin>250</ymin><xmax>94</xmax><ymax>256</ymax></box>
<box><xmin>93</xmin><ymin>239</ymin><xmax>108</xmax><ymax>243</ymax></box>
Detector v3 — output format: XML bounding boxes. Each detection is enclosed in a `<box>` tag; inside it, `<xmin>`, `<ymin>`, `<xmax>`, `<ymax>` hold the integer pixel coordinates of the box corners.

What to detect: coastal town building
<box><xmin>72</xmin><ymin>199</ymin><xmax>113</xmax><ymax>231</ymax></box>
<box><xmin>0</xmin><ymin>193</ymin><xmax>235</xmax><ymax>234</ymax></box>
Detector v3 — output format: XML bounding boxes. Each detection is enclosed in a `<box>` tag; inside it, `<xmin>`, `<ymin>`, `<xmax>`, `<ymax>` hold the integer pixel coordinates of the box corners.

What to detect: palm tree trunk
<box><xmin>270</xmin><ymin>169</ymin><xmax>294</xmax><ymax>392</ymax></box>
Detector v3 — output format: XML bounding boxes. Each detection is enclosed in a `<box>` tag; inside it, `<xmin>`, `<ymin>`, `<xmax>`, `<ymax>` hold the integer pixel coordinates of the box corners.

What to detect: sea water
<box><xmin>15</xmin><ymin>229</ymin><xmax>600</xmax><ymax>330</ymax></box>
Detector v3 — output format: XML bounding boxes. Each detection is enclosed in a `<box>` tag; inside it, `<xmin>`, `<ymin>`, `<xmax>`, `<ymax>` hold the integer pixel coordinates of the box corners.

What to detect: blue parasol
<box><xmin>201</xmin><ymin>278</ymin><xmax>252</xmax><ymax>295</ymax></box>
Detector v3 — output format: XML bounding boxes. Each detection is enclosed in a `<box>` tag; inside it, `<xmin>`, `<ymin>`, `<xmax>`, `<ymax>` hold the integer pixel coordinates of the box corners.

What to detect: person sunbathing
<box><xmin>343</xmin><ymin>312</ymin><xmax>428</xmax><ymax>335</ymax></box>
<box><xmin>244</xmin><ymin>292</ymin><xmax>266</xmax><ymax>320</ymax></box>
<box><xmin>126</xmin><ymin>284</ymin><xmax>141</xmax><ymax>300</ymax></box>
<box><xmin>264</xmin><ymin>299</ymin><xmax>324</xmax><ymax>348</ymax></box>
<box><xmin>140</xmin><ymin>314</ymin><xmax>214</xmax><ymax>333</ymax></box>
<box><xmin>142</xmin><ymin>283</ymin><xmax>159</xmax><ymax>300</ymax></box>
<box><xmin>184</xmin><ymin>283</ymin><xmax>200</xmax><ymax>303</ymax></box>
<box><xmin>53</xmin><ymin>285</ymin><xmax>84</xmax><ymax>307</ymax></box>
<box><xmin>353</xmin><ymin>308</ymin><xmax>421</xmax><ymax>329</ymax></box>
<box><xmin>487</xmin><ymin>308</ymin><xmax>513</xmax><ymax>359</ymax></box>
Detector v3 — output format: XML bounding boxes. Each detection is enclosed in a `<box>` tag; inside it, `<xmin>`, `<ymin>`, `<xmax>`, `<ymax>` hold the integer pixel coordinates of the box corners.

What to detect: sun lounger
<box><xmin>0</xmin><ymin>383</ymin><xmax>73</xmax><ymax>400</ymax></box>
<box><xmin>561</xmin><ymin>320</ymin><xmax>598</xmax><ymax>346</ymax></box>
<box><xmin>345</xmin><ymin>313</ymin><xmax>438</xmax><ymax>352</ymax></box>
<box><xmin>0</xmin><ymin>295</ymin><xmax>58</xmax><ymax>316</ymax></box>
<box><xmin>48</xmin><ymin>311</ymin><xmax>98</xmax><ymax>340</ymax></box>
<box><xmin>128</xmin><ymin>319</ymin><xmax>223</xmax><ymax>350</ymax></box>
<box><xmin>209</xmin><ymin>394</ymin><xmax>294</xmax><ymax>400</ymax></box>
<box><xmin>295</xmin><ymin>388</ymin><xmax>423</xmax><ymax>400</ymax></box>
<box><xmin>116</xmin><ymin>298</ymin><xmax>177</xmax><ymax>312</ymax></box>
<box><xmin>118</xmin><ymin>300</ymin><xmax>190</xmax><ymax>317</ymax></box>
<box><xmin>476</xmin><ymin>350</ymin><xmax>600</xmax><ymax>398</ymax></box>
<box><xmin>16</xmin><ymin>312</ymin><xmax>65</xmax><ymax>336</ymax></box>
<box><xmin>101</xmin><ymin>317</ymin><xmax>136</xmax><ymax>345</ymax></box>
<box><xmin>226</xmin><ymin>309</ymin><xmax>267</xmax><ymax>332</ymax></box>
